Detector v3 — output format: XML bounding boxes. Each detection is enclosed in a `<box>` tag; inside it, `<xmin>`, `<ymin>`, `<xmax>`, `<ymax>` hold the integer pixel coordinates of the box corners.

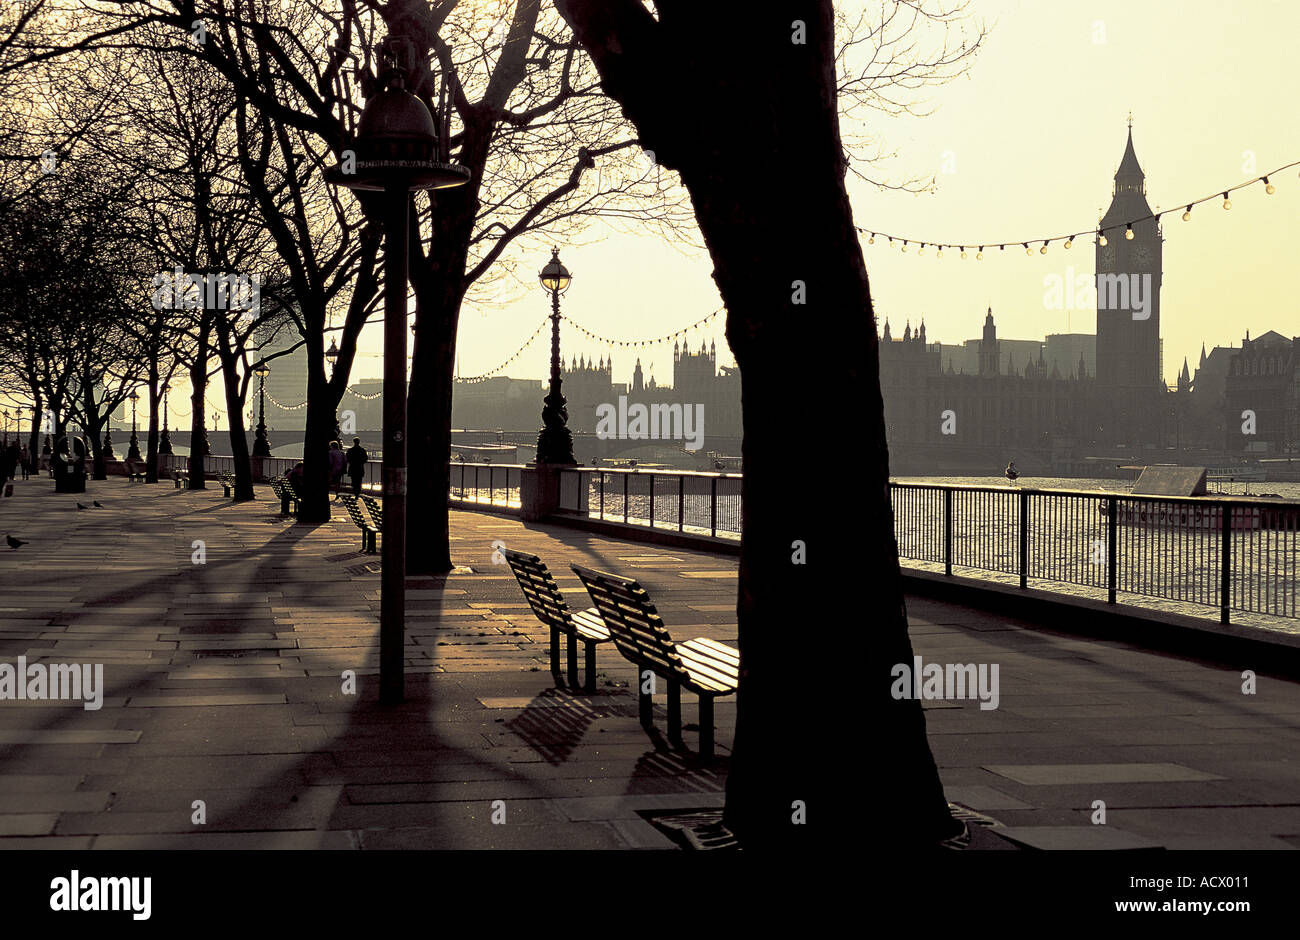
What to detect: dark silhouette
<box><xmin>558</xmin><ymin>0</ymin><xmax>959</xmax><ymax>849</ymax></box>
<box><xmin>6</xmin><ymin>534</ymin><xmax>25</xmax><ymax>549</ymax></box>
<box><xmin>345</xmin><ymin>438</ymin><xmax>368</xmax><ymax>496</ymax></box>
<box><xmin>1005</xmin><ymin>461</ymin><xmax>1019</xmax><ymax>484</ymax></box>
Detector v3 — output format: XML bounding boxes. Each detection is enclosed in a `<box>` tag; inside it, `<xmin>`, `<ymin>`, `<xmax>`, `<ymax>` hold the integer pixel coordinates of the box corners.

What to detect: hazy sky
<box><xmin>398</xmin><ymin>0</ymin><xmax>1297</xmax><ymax>392</ymax></box>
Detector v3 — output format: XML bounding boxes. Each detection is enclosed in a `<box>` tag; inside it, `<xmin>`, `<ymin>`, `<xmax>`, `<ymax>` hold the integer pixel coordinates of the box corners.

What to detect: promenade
<box><xmin>0</xmin><ymin>478</ymin><xmax>1298</xmax><ymax>849</ymax></box>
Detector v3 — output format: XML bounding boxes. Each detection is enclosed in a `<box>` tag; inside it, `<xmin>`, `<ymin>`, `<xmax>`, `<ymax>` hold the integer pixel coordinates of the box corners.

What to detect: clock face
<box><xmin>1099</xmin><ymin>245</ymin><xmax>1116</xmax><ymax>267</ymax></box>
<box><xmin>1133</xmin><ymin>246</ymin><xmax>1153</xmax><ymax>268</ymax></box>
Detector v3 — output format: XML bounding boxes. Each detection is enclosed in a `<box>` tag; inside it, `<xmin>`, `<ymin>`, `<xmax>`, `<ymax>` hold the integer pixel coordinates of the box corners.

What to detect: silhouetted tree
<box><xmin>556</xmin><ymin>0</ymin><xmax>962</xmax><ymax>849</ymax></box>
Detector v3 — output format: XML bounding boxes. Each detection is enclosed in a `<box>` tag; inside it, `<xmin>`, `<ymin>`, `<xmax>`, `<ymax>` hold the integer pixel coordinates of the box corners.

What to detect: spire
<box><xmin>1199</xmin><ymin>342</ymin><xmax>1207</xmax><ymax>369</ymax></box>
<box><xmin>919</xmin><ymin>319</ymin><xmax>926</xmax><ymax>344</ymax></box>
<box><xmin>1115</xmin><ymin>120</ymin><xmax>1144</xmax><ymax>186</ymax></box>
<box><xmin>903</xmin><ymin>320</ymin><xmax>911</xmax><ymax>342</ymax></box>
<box><xmin>1078</xmin><ymin>352</ymin><xmax>1087</xmax><ymax>380</ymax></box>
<box><xmin>984</xmin><ymin>306</ymin><xmax>993</xmax><ymax>326</ymax></box>
<box><xmin>882</xmin><ymin>318</ymin><xmax>892</xmax><ymax>341</ymax></box>
<box><xmin>1178</xmin><ymin>357</ymin><xmax>1191</xmax><ymax>391</ymax></box>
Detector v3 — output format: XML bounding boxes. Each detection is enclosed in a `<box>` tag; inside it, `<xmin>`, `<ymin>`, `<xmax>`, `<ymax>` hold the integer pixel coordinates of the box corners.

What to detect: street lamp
<box><xmin>159</xmin><ymin>387</ymin><xmax>173</xmax><ymax>455</ymax></box>
<box><xmin>326</xmin><ymin>32</ymin><xmax>470</xmax><ymax>705</ymax></box>
<box><xmin>253</xmin><ymin>362</ymin><xmax>271</xmax><ymax>457</ymax></box>
<box><xmin>536</xmin><ymin>248</ymin><xmax>576</xmax><ymax>465</ymax></box>
<box><xmin>127</xmin><ymin>389</ymin><xmax>141</xmax><ymax>461</ymax></box>
<box><xmin>1</xmin><ymin>409</ymin><xmax>8</xmax><ymax>445</ymax></box>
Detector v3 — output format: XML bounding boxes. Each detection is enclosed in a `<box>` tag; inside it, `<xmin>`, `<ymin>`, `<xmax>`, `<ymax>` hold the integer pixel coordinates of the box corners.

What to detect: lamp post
<box><xmin>326</xmin><ymin>33</ymin><xmax>469</xmax><ymax>705</ymax></box>
<box><xmin>127</xmin><ymin>389</ymin><xmax>141</xmax><ymax>461</ymax></box>
<box><xmin>159</xmin><ymin>388</ymin><xmax>173</xmax><ymax>455</ymax></box>
<box><xmin>253</xmin><ymin>362</ymin><xmax>271</xmax><ymax>457</ymax></box>
<box><xmin>325</xmin><ymin>339</ymin><xmax>341</xmax><ymax>439</ymax></box>
<box><xmin>536</xmin><ymin>248</ymin><xmax>575</xmax><ymax>465</ymax></box>
<box><xmin>2</xmin><ymin>409</ymin><xmax>8</xmax><ymax>446</ymax></box>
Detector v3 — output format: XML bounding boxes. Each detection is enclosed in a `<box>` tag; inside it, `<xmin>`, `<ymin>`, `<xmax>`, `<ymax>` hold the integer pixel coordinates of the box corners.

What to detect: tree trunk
<box><xmin>188</xmin><ymin>323</ymin><xmax>209</xmax><ymax>490</ymax></box>
<box><xmin>298</xmin><ymin>354</ymin><xmax>337</xmax><ymax>523</ymax></box>
<box><xmin>557</xmin><ymin>0</ymin><xmax>958</xmax><ymax>849</ymax></box>
<box><xmin>84</xmin><ymin>370</ymin><xmax>107</xmax><ymax>480</ymax></box>
<box><xmin>213</xmin><ymin>316</ymin><xmax>255</xmax><ymax>501</ymax></box>
<box><xmin>145</xmin><ymin>361</ymin><xmax>160</xmax><ymax>483</ymax></box>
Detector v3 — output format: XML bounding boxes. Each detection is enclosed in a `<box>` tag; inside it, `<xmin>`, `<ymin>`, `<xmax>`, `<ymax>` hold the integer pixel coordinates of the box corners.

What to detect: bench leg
<box><xmin>549</xmin><ymin>626</ymin><xmax>561</xmax><ymax>682</ymax></box>
<box><xmin>638</xmin><ymin>671</ymin><xmax>653</xmax><ymax>729</ymax></box>
<box><xmin>698</xmin><ymin>695</ymin><xmax>715</xmax><ymax>760</ymax></box>
<box><xmin>368</xmin><ymin>532</ymin><xmax>376</xmax><ymax>554</ymax></box>
<box><xmin>566</xmin><ymin>633</ymin><xmax>579</xmax><ymax>689</ymax></box>
<box><xmin>667</xmin><ymin>680</ymin><xmax>682</xmax><ymax>747</ymax></box>
<box><xmin>583</xmin><ymin>640</ymin><xmax>597</xmax><ymax>693</ymax></box>
<box><xmin>280</xmin><ymin>494</ymin><xmax>290</xmax><ymax>515</ymax></box>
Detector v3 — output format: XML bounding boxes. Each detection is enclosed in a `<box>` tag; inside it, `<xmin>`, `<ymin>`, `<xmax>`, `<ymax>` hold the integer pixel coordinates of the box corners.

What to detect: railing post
<box><xmin>599</xmin><ymin>472</ymin><xmax>605</xmax><ymax>520</ymax></box>
<box><xmin>623</xmin><ymin>473</ymin><xmax>629</xmax><ymax>524</ymax></box>
<box><xmin>711</xmin><ymin>476</ymin><xmax>717</xmax><ymax>538</ymax></box>
<box><xmin>1107</xmin><ymin>495</ymin><xmax>1117</xmax><ymax>604</ymax></box>
<box><xmin>489</xmin><ymin>466</ymin><xmax>495</xmax><ymax>504</ymax></box>
<box><xmin>944</xmin><ymin>488</ymin><xmax>953</xmax><ymax>577</ymax></box>
<box><xmin>678</xmin><ymin>475</ymin><xmax>685</xmax><ymax>532</ymax></box>
<box><xmin>1221</xmin><ymin>501</ymin><xmax>1232</xmax><ymax>625</ymax></box>
<box><xmin>649</xmin><ymin>475</ymin><xmax>655</xmax><ymax>529</ymax></box>
<box><xmin>1018</xmin><ymin>490</ymin><xmax>1029</xmax><ymax>590</ymax></box>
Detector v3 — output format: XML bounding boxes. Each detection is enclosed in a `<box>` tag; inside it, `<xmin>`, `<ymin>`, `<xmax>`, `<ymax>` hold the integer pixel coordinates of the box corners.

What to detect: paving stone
<box><xmin>984</xmin><ymin>763</ymin><xmax>1226</xmax><ymax>785</ymax></box>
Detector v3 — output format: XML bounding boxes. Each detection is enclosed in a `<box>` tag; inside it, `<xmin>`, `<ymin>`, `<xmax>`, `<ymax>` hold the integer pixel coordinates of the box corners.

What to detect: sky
<box><xmin>411</xmin><ymin>0</ymin><xmax>1300</xmax><ymax>392</ymax></box>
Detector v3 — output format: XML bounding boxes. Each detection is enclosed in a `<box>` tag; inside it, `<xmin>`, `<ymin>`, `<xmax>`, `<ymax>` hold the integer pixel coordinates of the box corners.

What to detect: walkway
<box><xmin>0</xmin><ymin>477</ymin><xmax>1296</xmax><ymax>848</ymax></box>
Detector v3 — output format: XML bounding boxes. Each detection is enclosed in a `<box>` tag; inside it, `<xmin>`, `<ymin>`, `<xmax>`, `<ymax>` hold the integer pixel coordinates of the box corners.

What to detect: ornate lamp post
<box><xmin>325</xmin><ymin>338</ymin><xmax>341</xmax><ymax>439</ymax></box>
<box><xmin>326</xmin><ymin>33</ymin><xmax>469</xmax><ymax>705</ymax></box>
<box><xmin>253</xmin><ymin>362</ymin><xmax>271</xmax><ymax>457</ymax></box>
<box><xmin>127</xmin><ymin>389</ymin><xmax>141</xmax><ymax>461</ymax></box>
<box><xmin>102</xmin><ymin>413</ymin><xmax>114</xmax><ymax>459</ymax></box>
<box><xmin>536</xmin><ymin>248</ymin><xmax>575</xmax><ymax>465</ymax></box>
<box><xmin>2</xmin><ymin>409</ymin><xmax>9</xmax><ymax>445</ymax></box>
<box><xmin>159</xmin><ymin>388</ymin><xmax>173</xmax><ymax>455</ymax></box>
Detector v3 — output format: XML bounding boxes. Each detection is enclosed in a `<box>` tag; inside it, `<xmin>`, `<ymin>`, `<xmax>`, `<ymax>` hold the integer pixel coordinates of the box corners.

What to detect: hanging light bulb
<box><xmin>1222</xmin><ymin>192</ymin><xmax>1231</xmax><ymax>209</ymax></box>
<box><xmin>868</xmin><ymin>234</ymin><xmax>875</xmax><ymax>244</ymax></box>
<box><xmin>1064</xmin><ymin>237</ymin><xmax>1073</xmax><ymax>249</ymax></box>
<box><xmin>1182</xmin><ymin>205</ymin><xmax>1192</xmax><ymax>222</ymax></box>
<box><xmin>918</xmin><ymin>243</ymin><xmax>925</xmax><ymax>256</ymax></box>
<box><xmin>901</xmin><ymin>240</ymin><xmax>908</xmax><ymax>253</ymax></box>
<box><xmin>1023</xmin><ymin>242</ymin><xmax>1032</xmax><ymax>255</ymax></box>
<box><xmin>1098</xmin><ymin>230</ymin><xmax>1107</xmax><ymax>247</ymax></box>
<box><xmin>960</xmin><ymin>248</ymin><xmax>967</xmax><ymax>259</ymax></box>
<box><xmin>936</xmin><ymin>247</ymin><xmax>943</xmax><ymax>259</ymax></box>
<box><xmin>1040</xmin><ymin>241</ymin><xmax>1049</xmax><ymax>254</ymax></box>
<box><xmin>976</xmin><ymin>247</ymin><xmax>983</xmax><ymax>260</ymax></box>
<box><xmin>1125</xmin><ymin>224</ymin><xmax>1134</xmax><ymax>240</ymax></box>
<box><xmin>1263</xmin><ymin>177</ymin><xmax>1275</xmax><ymax>194</ymax></box>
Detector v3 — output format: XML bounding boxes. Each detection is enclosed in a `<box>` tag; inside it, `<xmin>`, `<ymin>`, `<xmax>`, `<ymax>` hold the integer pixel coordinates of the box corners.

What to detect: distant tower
<box><xmin>1096</xmin><ymin>119</ymin><xmax>1163</xmax><ymax>394</ymax></box>
<box><xmin>632</xmin><ymin>358</ymin><xmax>644</xmax><ymax>393</ymax></box>
<box><xmin>979</xmin><ymin>307</ymin><xmax>998</xmax><ymax>376</ymax></box>
<box><xmin>882</xmin><ymin>318</ymin><xmax>892</xmax><ymax>341</ymax></box>
<box><xmin>1177</xmin><ymin>357</ymin><xmax>1191</xmax><ymax>393</ymax></box>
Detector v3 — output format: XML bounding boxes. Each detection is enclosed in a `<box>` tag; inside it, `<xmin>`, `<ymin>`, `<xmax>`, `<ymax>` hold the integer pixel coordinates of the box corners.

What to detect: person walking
<box><xmin>18</xmin><ymin>445</ymin><xmax>30</xmax><ymax>480</ymax></box>
<box><xmin>345</xmin><ymin>438</ymin><xmax>368</xmax><ymax>496</ymax></box>
<box><xmin>328</xmin><ymin>440</ymin><xmax>346</xmax><ymax>499</ymax></box>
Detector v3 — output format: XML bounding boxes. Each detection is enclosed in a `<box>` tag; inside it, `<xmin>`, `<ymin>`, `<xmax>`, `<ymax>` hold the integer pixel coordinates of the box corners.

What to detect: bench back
<box><xmin>339</xmin><ymin>493</ymin><xmax>373</xmax><ymax>529</ymax></box>
<box><xmin>571</xmin><ymin>565</ymin><xmax>683</xmax><ymax>677</ymax></box>
<box><xmin>503</xmin><ymin>549</ymin><xmax>572</xmax><ymax>631</ymax></box>
<box><xmin>361</xmin><ymin>495</ymin><xmax>383</xmax><ymax>524</ymax></box>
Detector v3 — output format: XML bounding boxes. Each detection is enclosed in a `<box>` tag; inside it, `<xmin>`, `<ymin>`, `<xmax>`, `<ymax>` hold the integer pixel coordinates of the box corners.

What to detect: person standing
<box><xmin>345</xmin><ymin>438</ymin><xmax>368</xmax><ymax>496</ymax></box>
<box><xmin>328</xmin><ymin>441</ymin><xmax>346</xmax><ymax>499</ymax></box>
<box><xmin>18</xmin><ymin>444</ymin><xmax>30</xmax><ymax>480</ymax></box>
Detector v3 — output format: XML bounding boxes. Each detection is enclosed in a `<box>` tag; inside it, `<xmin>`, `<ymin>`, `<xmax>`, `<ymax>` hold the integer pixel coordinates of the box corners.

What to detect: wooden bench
<box><xmin>123</xmin><ymin>461</ymin><xmax>147</xmax><ymax>483</ymax></box>
<box><xmin>219</xmin><ymin>472</ymin><xmax>237</xmax><ymax>497</ymax></box>
<box><xmin>340</xmin><ymin>493</ymin><xmax>379</xmax><ymax>553</ymax></box>
<box><xmin>571</xmin><ymin>564</ymin><xmax>738</xmax><ymax>758</ymax></box>
<box><xmin>269</xmin><ymin>477</ymin><xmax>298</xmax><ymax>516</ymax></box>
<box><xmin>361</xmin><ymin>494</ymin><xmax>383</xmax><ymax>528</ymax></box>
<box><xmin>173</xmin><ymin>470</ymin><xmax>189</xmax><ymax>488</ymax></box>
<box><xmin>503</xmin><ymin>549</ymin><xmax>610</xmax><ymax>692</ymax></box>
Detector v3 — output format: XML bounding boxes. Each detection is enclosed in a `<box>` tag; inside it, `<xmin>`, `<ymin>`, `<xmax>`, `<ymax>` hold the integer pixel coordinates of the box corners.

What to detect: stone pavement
<box><xmin>0</xmin><ymin>476</ymin><xmax>1297</xmax><ymax>849</ymax></box>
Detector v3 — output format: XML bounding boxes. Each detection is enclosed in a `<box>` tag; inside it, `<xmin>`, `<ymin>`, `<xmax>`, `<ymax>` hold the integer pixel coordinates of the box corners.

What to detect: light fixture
<box><xmin>1263</xmin><ymin>177</ymin><xmax>1275</xmax><ymax>194</ymax></box>
<box><xmin>1098</xmin><ymin>231</ymin><xmax>1108</xmax><ymax>247</ymax></box>
<box><xmin>1182</xmin><ymin>205</ymin><xmax>1192</xmax><ymax>221</ymax></box>
<box><xmin>1222</xmin><ymin>192</ymin><xmax>1231</xmax><ymax>209</ymax></box>
<box><xmin>1125</xmin><ymin>224</ymin><xmax>1134</xmax><ymax>240</ymax></box>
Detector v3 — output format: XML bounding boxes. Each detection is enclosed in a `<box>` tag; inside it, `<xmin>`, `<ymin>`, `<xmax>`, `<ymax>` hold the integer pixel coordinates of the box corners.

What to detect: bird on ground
<box><xmin>6</xmin><ymin>534</ymin><xmax>26</xmax><ymax>549</ymax></box>
<box><xmin>76</xmin><ymin>502</ymin><xmax>89</xmax><ymax>510</ymax></box>
<box><xmin>1004</xmin><ymin>462</ymin><xmax>1019</xmax><ymax>485</ymax></box>
<box><xmin>93</xmin><ymin>501</ymin><xmax>104</xmax><ymax>508</ymax></box>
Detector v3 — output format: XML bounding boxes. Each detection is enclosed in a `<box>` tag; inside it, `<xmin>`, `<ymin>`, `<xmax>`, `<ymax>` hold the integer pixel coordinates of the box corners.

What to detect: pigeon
<box><xmin>1004</xmin><ymin>462</ymin><xmax>1019</xmax><ymax>485</ymax></box>
<box><xmin>76</xmin><ymin>502</ymin><xmax>89</xmax><ymax>510</ymax></box>
<box><xmin>93</xmin><ymin>501</ymin><xmax>104</xmax><ymax>508</ymax></box>
<box><xmin>6</xmin><ymin>535</ymin><xmax>26</xmax><ymax>549</ymax></box>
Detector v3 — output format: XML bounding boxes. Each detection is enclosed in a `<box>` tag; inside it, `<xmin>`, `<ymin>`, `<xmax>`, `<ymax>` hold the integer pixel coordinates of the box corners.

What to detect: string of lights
<box><xmin>858</xmin><ymin>160</ymin><xmax>1300</xmax><ymax>258</ymax></box>
<box><xmin>561</xmin><ymin>307</ymin><xmax>725</xmax><ymax>348</ymax></box>
<box><xmin>264</xmin><ymin>391</ymin><xmax>308</xmax><ymax>411</ymax></box>
<box><xmin>457</xmin><ymin>317</ymin><xmax>550</xmax><ymax>385</ymax></box>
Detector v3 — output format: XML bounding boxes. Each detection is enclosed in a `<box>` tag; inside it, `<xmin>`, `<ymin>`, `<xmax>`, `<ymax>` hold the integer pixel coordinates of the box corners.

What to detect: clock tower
<box><xmin>1095</xmin><ymin>121</ymin><xmax>1163</xmax><ymax>442</ymax></box>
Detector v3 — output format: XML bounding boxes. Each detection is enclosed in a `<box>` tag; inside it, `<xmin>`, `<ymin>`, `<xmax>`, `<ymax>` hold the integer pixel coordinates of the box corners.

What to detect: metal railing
<box><xmin>448</xmin><ymin>462</ymin><xmax>524</xmax><ymax>508</ymax></box>
<box><xmin>555</xmin><ymin>467</ymin><xmax>742</xmax><ymax>540</ymax></box>
<box><xmin>890</xmin><ymin>482</ymin><xmax>1300</xmax><ymax>624</ymax></box>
